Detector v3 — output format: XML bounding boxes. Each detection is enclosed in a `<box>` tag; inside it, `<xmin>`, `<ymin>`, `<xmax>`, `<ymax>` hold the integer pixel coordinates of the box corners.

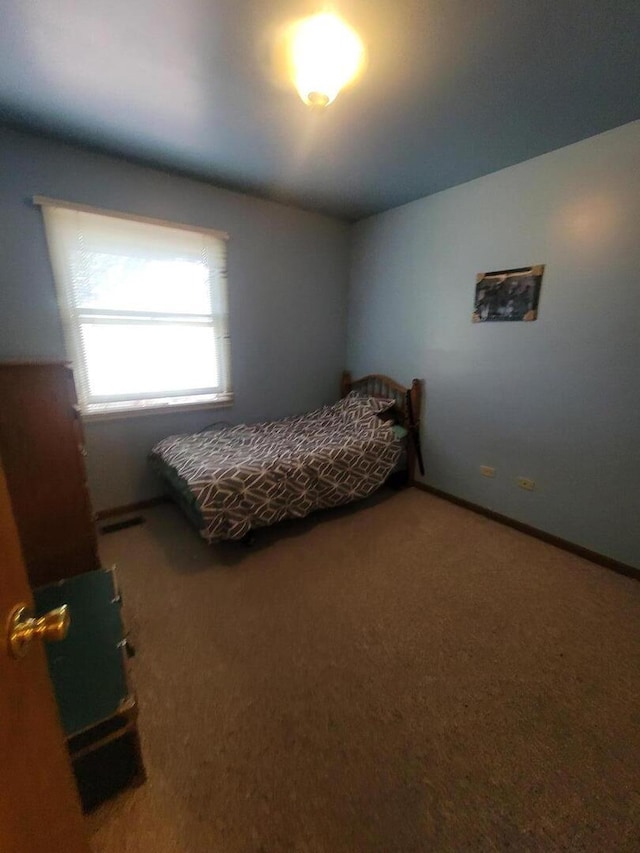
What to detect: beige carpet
<box><xmin>87</xmin><ymin>489</ymin><xmax>640</xmax><ymax>852</ymax></box>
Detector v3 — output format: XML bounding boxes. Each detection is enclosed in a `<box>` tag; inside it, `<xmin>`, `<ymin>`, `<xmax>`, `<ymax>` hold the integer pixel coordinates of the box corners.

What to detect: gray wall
<box><xmin>0</xmin><ymin>127</ymin><xmax>351</xmax><ymax>510</ymax></box>
<box><xmin>348</xmin><ymin>120</ymin><xmax>640</xmax><ymax>568</ymax></box>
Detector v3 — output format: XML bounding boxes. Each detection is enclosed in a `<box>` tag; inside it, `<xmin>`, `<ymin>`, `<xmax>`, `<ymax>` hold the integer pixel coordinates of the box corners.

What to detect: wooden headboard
<box><xmin>341</xmin><ymin>371</ymin><xmax>423</xmax><ymax>481</ymax></box>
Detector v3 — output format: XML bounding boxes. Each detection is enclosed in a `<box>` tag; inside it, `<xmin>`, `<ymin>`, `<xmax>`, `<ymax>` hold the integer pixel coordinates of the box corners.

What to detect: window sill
<box><xmin>80</xmin><ymin>394</ymin><xmax>234</xmax><ymax>422</ymax></box>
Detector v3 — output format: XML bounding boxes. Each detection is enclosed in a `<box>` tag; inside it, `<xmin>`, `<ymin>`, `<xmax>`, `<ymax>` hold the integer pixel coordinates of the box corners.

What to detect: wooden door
<box><xmin>0</xmin><ymin>460</ymin><xmax>90</xmax><ymax>853</ymax></box>
<box><xmin>0</xmin><ymin>363</ymin><xmax>100</xmax><ymax>587</ymax></box>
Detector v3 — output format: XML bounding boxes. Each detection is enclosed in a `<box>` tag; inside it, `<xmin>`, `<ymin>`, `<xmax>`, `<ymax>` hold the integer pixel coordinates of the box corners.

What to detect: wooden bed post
<box><xmin>341</xmin><ymin>371</ymin><xmax>352</xmax><ymax>398</ymax></box>
<box><xmin>407</xmin><ymin>378</ymin><xmax>422</xmax><ymax>484</ymax></box>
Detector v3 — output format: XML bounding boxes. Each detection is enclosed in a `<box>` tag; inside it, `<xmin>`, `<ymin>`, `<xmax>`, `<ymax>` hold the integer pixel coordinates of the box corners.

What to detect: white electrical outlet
<box><xmin>480</xmin><ymin>465</ymin><xmax>496</xmax><ymax>478</ymax></box>
<box><xmin>517</xmin><ymin>477</ymin><xmax>535</xmax><ymax>491</ymax></box>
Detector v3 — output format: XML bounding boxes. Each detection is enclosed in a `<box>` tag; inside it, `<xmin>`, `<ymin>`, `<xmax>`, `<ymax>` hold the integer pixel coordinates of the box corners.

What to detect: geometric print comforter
<box><xmin>150</xmin><ymin>394</ymin><xmax>402</xmax><ymax>542</ymax></box>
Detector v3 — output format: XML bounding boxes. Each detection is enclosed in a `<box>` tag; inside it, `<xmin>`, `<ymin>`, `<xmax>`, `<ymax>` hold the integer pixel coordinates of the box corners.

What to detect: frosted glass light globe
<box><xmin>289</xmin><ymin>13</ymin><xmax>365</xmax><ymax>107</ymax></box>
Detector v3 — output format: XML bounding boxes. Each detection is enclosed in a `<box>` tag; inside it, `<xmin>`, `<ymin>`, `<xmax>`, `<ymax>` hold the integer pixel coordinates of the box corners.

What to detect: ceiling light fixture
<box><xmin>288</xmin><ymin>13</ymin><xmax>365</xmax><ymax>108</ymax></box>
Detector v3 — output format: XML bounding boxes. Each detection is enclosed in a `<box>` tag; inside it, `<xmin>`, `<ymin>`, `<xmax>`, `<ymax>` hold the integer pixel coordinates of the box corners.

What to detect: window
<box><xmin>38</xmin><ymin>198</ymin><xmax>231</xmax><ymax>418</ymax></box>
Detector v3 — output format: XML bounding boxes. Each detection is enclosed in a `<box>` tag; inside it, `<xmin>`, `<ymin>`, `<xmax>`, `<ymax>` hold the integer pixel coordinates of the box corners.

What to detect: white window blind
<box><xmin>39</xmin><ymin>200</ymin><xmax>231</xmax><ymax>417</ymax></box>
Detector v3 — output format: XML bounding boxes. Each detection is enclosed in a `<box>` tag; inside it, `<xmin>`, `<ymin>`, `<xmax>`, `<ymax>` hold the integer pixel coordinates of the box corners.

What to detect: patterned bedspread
<box><xmin>150</xmin><ymin>395</ymin><xmax>402</xmax><ymax>542</ymax></box>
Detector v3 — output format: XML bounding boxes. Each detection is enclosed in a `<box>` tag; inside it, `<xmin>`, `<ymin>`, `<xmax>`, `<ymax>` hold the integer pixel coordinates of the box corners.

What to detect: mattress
<box><xmin>150</xmin><ymin>394</ymin><xmax>402</xmax><ymax>542</ymax></box>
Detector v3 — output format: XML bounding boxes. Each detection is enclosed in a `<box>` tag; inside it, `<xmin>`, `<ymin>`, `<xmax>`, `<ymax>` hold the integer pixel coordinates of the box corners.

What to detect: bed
<box><xmin>150</xmin><ymin>372</ymin><xmax>422</xmax><ymax>543</ymax></box>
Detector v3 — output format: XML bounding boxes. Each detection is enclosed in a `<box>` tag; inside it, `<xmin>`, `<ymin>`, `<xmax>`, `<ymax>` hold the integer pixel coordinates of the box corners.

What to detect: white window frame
<box><xmin>36</xmin><ymin>197</ymin><xmax>233</xmax><ymax>420</ymax></box>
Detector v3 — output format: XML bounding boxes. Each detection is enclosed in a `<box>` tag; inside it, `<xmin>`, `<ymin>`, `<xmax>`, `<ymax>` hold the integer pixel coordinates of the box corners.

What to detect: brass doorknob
<box><xmin>7</xmin><ymin>603</ymin><xmax>70</xmax><ymax>659</ymax></box>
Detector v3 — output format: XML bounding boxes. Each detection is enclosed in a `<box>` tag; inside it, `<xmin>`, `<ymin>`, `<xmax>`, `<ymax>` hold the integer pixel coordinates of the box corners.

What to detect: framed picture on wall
<box><xmin>472</xmin><ymin>265</ymin><xmax>544</xmax><ymax>322</ymax></box>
